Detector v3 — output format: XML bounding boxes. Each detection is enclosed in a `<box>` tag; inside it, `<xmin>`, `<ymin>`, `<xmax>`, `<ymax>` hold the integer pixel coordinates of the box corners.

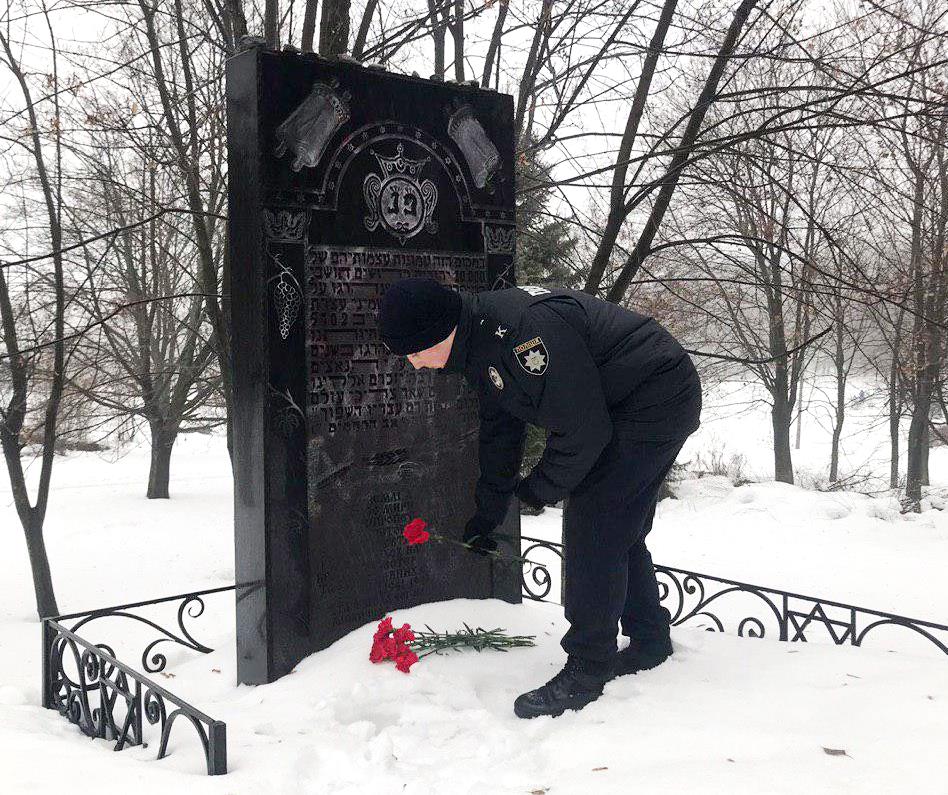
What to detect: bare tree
<box><xmin>66</xmin><ymin>121</ymin><xmax>222</xmax><ymax>498</ymax></box>
<box><xmin>670</xmin><ymin>42</ymin><xmax>841</xmax><ymax>483</ymax></box>
<box><xmin>583</xmin><ymin>0</ymin><xmax>761</xmax><ymax>300</ymax></box>
<box><xmin>0</xmin><ymin>5</ymin><xmax>68</xmax><ymax>617</ymax></box>
<box><xmin>819</xmin><ymin>232</ymin><xmax>872</xmax><ymax>484</ymax></box>
<box><xmin>896</xmin><ymin>59</ymin><xmax>947</xmax><ymax>509</ymax></box>
<box><xmin>849</xmin><ymin>1</ymin><xmax>948</xmax><ymax>507</ymax></box>
<box><xmin>134</xmin><ymin>0</ymin><xmax>233</xmax><ymax>464</ymax></box>
<box><xmin>205</xmin><ymin>0</ymin><xmax>248</xmax><ymax>51</ymax></box>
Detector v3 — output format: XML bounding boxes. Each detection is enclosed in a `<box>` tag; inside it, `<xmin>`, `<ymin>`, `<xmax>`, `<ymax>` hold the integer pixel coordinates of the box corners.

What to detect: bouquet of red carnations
<box><xmin>369</xmin><ymin>517</ymin><xmax>536</xmax><ymax>674</ymax></box>
<box><xmin>369</xmin><ymin>615</ymin><xmax>536</xmax><ymax>674</ymax></box>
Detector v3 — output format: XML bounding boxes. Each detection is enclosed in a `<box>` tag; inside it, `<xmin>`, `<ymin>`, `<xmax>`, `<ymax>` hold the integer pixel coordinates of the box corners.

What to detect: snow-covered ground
<box><xmin>1</xmin><ymin>377</ymin><xmax>947</xmax><ymax>792</ymax></box>
<box><xmin>5</xmin><ymin>598</ymin><xmax>947</xmax><ymax>794</ymax></box>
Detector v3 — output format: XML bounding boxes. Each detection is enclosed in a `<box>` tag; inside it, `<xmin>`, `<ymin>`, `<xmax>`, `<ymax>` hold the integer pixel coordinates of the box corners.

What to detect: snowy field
<box><xmin>1</xmin><ymin>377</ymin><xmax>947</xmax><ymax>792</ymax></box>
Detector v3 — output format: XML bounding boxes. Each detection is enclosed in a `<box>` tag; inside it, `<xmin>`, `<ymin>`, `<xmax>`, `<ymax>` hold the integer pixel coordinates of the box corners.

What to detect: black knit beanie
<box><xmin>378</xmin><ymin>278</ymin><xmax>462</xmax><ymax>355</ymax></box>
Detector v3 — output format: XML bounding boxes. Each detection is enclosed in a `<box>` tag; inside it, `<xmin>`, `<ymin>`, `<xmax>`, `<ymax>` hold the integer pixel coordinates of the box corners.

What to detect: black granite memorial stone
<box><xmin>227</xmin><ymin>48</ymin><xmax>520</xmax><ymax>684</ymax></box>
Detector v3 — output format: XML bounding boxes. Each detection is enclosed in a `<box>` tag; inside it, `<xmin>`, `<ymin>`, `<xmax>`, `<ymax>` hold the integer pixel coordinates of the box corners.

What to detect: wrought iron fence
<box><xmin>520</xmin><ymin>534</ymin><xmax>565</xmax><ymax>603</ymax></box>
<box><xmin>42</xmin><ymin>586</ymin><xmax>234</xmax><ymax>775</ymax></box>
<box><xmin>39</xmin><ymin>539</ymin><xmax>948</xmax><ymax>778</ymax></box>
<box><xmin>519</xmin><ymin>535</ymin><xmax>948</xmax><ymax>657</ymax></box>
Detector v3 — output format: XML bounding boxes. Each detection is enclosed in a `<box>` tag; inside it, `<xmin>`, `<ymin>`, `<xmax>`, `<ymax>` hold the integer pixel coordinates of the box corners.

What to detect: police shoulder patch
<box><xmin>513</xmin><ymin>336</ymin><xmax>548</xmax><ymax>375</ymax></box>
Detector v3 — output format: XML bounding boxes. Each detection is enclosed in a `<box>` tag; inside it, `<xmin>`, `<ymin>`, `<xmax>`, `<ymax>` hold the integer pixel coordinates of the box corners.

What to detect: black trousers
<box><xmin>560</xmin><ymin>431</ymin><xmax>692</xmax><ymax>667</ymax></box>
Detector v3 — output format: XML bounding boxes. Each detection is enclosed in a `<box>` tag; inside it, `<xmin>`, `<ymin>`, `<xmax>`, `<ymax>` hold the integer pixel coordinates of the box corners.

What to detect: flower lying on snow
<box><xmin>370</xmin><ymin>616</ymin><xmax>419</xmax><ymax>673</ymax></box>
<box><xmin>369</xmin><ymin>615</ymin><xmax>536</xmax><ymax>674</ymax></box>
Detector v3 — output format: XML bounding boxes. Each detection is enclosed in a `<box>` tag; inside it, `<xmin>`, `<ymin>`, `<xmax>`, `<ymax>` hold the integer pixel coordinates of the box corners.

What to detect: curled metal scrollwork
<box><xmin>45</xmin><ymin>620</ymin><xmax>226</xmax><ymax>774</ymax></box>
<box><xmin>520</xmin><ymin>537</ymin><xmax>563</xmax><ymax>603</ymax></box>
<box><xmin>854</xmin><ymin>619</ymin><xmax>948</xmax><ymax>655</ymax></box>
<box><xmin>520</xmin><ymin>543</ymin><xmax>948</xmax><ymax>658</ymax></box>
<box><xmin>144</xmin><ymin>687</ymin><xmax>167</xmax><ymax>727</ymax></box>
<box><xmin>42</xmin><ymin>586</ymin><xmax>231</xmax><ymax>775</ymax></box>
<box><xmin>66</xmin><ymin>592</ymin><xmax>219</xmax><ymax>674</ymax></box>
<box><xmin>655</xmin><ymin>567</ymin><xmax>784</xmax><ymax>640</ymax></box>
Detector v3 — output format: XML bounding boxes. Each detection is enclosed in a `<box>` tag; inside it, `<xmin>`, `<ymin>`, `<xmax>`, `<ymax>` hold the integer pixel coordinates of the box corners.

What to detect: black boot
<box><xmin>514</xmin><ymin>657</ymin><xmax>610</xmax><ymax>719</ymax></box>
<box><xmin>612</xmin><ymin>634</ymin><xmax>673</xmax><ymax>678</ymax></box>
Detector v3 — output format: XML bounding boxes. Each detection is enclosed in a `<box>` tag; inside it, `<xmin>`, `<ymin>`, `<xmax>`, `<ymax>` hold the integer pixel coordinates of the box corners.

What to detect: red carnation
<box><xmin>394</xmin><ymin>647</ymin><xmax>419</xmax><ymax>673</ymax></box>
<box><xmin>393</xmin><ymin>623</ymin><xmax>415</xmax><ymax>644</ymax></box>
<box><xmin>371</xmin><ymin>616</ymin><xmax>536</xmax><ymax>671</ymax></box>
<box><xmin>373</xmin><ymin>616</ymin><xmax>393</xmax><ymax>640</ymax></box>
<box><xmin>403</xmin><ymin>518</ymin><xmax>430</xmax><ymax>546</ymax></box>
<box><xmin>369</xmin><ymin>638</ymin><xmax>388</xmax><ymax>663</ymax></box>
<box><xmin>370</xmin><ymin>633</ymin><xmax>397</xmax><ymax>662</ymax></box>
<box><xmin>370</xmin><ymin>615</ymin><xmax>421</xmax><ymax>672</ymax></box>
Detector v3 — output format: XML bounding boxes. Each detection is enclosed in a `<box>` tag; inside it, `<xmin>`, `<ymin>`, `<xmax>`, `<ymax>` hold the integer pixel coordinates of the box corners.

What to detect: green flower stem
<box><xmin>427</xmin><ymin>532</ymin><xmax>536</xmax><ymax>567</ymax></box>
<box><xmin>408</xmin><ymin>623</ymin><xmax>536</xmax><ymax>658</ymax></box>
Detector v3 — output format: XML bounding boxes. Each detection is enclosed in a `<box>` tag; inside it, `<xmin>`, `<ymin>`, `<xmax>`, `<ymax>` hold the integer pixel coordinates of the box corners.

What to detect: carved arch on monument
<box><xmin>315</xmin><ymin>122</ymin><xmax>513</xmax><ymax>226</ymax></box>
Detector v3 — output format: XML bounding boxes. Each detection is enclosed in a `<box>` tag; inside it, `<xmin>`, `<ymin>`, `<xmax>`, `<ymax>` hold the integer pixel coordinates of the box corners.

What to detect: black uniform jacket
<box><xmin>441</xmin><ymin>285</ymin><xmax>701</xmax><ymax>528</ymax></box>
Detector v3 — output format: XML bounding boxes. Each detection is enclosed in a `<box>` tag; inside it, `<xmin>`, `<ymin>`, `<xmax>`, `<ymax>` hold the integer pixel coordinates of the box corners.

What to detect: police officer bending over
<box><xmin>379</xmin><ymin>278</ymin><xmax>702</xmax><ymax>719</ymax></box>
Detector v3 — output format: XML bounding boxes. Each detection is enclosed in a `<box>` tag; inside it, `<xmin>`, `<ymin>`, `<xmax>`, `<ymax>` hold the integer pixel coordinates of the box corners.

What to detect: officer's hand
<box><xmin>463</xmin><ymin>514</ymin><xmax>498</xmax><ymax>556</ymax></box>
<box><xmin>515</xmin><ymin>476</ymin><xmax>547</xmax><ymax>511</ymax></box>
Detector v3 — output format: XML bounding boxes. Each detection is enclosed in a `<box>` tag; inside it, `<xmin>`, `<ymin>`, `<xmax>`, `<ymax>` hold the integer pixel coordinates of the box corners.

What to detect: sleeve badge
<box><xmin>513</xmin><ymin>337</ymin><xmax>549</xmax><ymax>375</ymax></box>
<box><xmin>488</xmin><ymin>366</ymin><xmax>505</xmax><ymax>390</ymax></box>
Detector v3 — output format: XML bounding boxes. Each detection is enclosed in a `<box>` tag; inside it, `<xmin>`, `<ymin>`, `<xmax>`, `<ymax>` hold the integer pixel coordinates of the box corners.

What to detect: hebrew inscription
<box><xmin>306</xmin><ymin>245</ymin><xmax>487</xmax><ymax>435</ymax></box>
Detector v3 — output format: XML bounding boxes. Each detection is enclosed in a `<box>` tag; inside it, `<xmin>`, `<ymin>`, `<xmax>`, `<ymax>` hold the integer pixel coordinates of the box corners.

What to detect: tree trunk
<box><xmin>794</xmin><ymin>367</ymin><xmax>804</xmax><ymax>450</ymax></box>
<box><xmin>603</xmin><ymin>0</ymin><xmax>761</xmax><ymax>303</ymax></box>
<box><xmin>351</xmin><ymin>0</ymin><xmax>376</xmax><ymax>60</ymax></box>
<box><xmin>452</xmin><ymin>0</ymin><xmax>464</xmax><ymax>81</ymax></box>
<box><xmin>481</xmin><ymin>0</ymin><xmax>508</xmax><ymax>88</ymax></box>
<box><xmin>772</xmin><ymin>396</ymin><xmax>794</xmax><ymax>484</ymax></box>
<box><xmin>829</xmin><ymin>411</ymin><xmax>842</xmax><ymax>482</ymax></box>
<box><xmin>319</xmin><ymin>0</ymin><xmax>351</xmax><ymax>56</ymax></box>
<box><xmin>905</xmin><ymin>368</ymin><xmax>933</xmax><ymax>511</ymax></box>
<box><xmin>225</xmin><ymin>0</ymin><xmax>248</xmax><ymax>42</ymax></box>
<box><xmin>889</xmin><ymin>347</ymin><xmax>901</xmax><ymax>489</ymax></box>
<box><xmin>265</xmin><ymin>0</ymin><xmax>280</xmax><ymax>49</ymax></box>
<box><xmin>0</xmin><ymin>26</ymin><xmax>65</xmax><ymax>620</ymax></box>
<box><xmin>829</xmin><ymin>306</ymin><xmax>845</xmax><ymax>482</ymax></box>
<box><xmin>427</xmin><ymin>0</ymin><xmax>446</xmax><ymax>79</ymax></box>
<box><xmin>25</xmin><ymin>516</ymin><xmax>59</xmax><ymax>617</ymax></box>
<box><xmin>889</xmin><ymin>383</ymin><xmax>900</xmax><ymax>489</ymax></box>
<box><xmin>147</xmin><ymin>424</ymin><xmax>178</xmax><ymax>499</ymax></box>
<box><xmin>513</xmin><ymin>0</ymin><xmax>552</xmax><ymax>145</ymax></box>
<box><xmin>301</xmin><ymin>0</ymin><xmax>319</xmax><ymax>52</ymax></box>
<box><xmin>583</xmin><ymin>0</ymin><xmax>678</xmax><ymax>294</ymax></box>
<box><xmin>829</xmin><ymin>378</ymin><xmax>845</xmax><ymax>483</ymax></box>
<box><xmin>1</xmin><ymin>439</ymin><xmax>60</xmax><ymax>617</ymax></box>
<box><xmin>920</xmin><ymin>421</ymin><xmax>930</xmax><ymax>486</ymax></box>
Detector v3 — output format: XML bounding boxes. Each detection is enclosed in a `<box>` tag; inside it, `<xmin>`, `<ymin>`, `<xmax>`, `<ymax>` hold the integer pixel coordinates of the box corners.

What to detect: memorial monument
<box><xmin>226</xmin><ymin>47</ymin><xmax>520</xmax><ymax>684</ymax></box>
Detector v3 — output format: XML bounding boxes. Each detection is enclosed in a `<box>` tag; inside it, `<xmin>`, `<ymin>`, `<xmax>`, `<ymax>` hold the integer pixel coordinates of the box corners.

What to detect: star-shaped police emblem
<box><xmin>513</xmin><ymin>336</ymin><xmax>549</xmax><ymax>376</ymax></box>
<box><xmin>524</xmin><ymin>349</ymin><xmax>546</xmax><ymax>371</ymax></box>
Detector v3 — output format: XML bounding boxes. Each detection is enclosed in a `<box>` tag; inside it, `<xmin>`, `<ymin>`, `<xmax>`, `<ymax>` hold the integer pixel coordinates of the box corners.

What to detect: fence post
<box><xmin>559</xmin><ymin>511</ymin><xmax>567</xmax><ymax>606</ymax></box>
<box><xmin>207</xmin><ymin>720</ymin><xmax>227</xmax><ymax>775</ymax></box>
<box><xmin>41</xmin><ymin>619</ymin><xmax>55</xmax><ymax>709</ymax></box>
<box><xmin>779</xmin><ymin>594</ymin><xmax>789</xmax><ymax>642</ymax></box>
